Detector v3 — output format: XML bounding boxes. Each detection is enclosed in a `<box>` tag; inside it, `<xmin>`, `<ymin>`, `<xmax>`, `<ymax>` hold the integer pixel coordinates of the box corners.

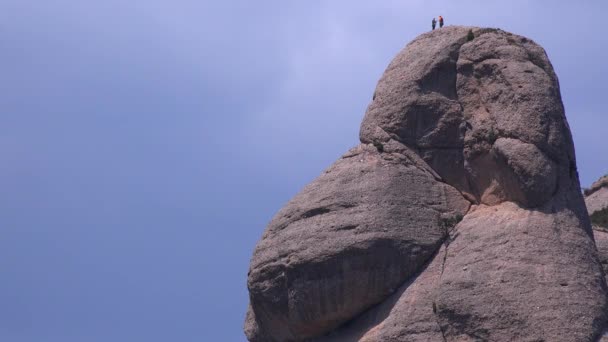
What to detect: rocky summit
<box><xmin>245</xmin><ymin>26</ymin><xmax>608</xmax><ymax>341</ymax></box>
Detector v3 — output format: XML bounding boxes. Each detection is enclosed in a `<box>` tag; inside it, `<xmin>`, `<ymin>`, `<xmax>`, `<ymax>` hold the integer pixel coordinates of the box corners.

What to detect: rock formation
<box><xmin>587</xmin><ymin>175</ymin><xmax>608</xmax><ymax>225</ymax></box>
<box><xmin>586</xmin><ymin>175</ymin><xmax>608</xmax><ymax>281</ymax></box>
<box><xmin>245</xmin><ymin>27</ymin><xmax>608</xmax><ymax>341</ymax></box>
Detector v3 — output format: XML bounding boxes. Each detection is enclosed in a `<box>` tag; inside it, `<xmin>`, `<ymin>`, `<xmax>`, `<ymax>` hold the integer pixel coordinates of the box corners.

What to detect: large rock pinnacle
<box><xmin>245</xmin><ymin>26</ymin><xmax>608</xmax><ymax>341</ymax></box>
<box><xmin>360</xmin><ymin>26</ymin><xmax>571</xmax><ymax>208</ymax></box>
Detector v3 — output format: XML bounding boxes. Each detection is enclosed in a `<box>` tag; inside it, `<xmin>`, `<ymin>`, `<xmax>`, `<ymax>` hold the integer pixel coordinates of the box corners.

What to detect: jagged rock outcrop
<box><xmin>245</xmin><ymin>26</ymin><xmax>608</xmax><ymax>341</ymax></box>
<box><xmin>587</xmin><ymin>175</ymin><xmax>608</xmax><ymax>222</ymax></box>
<box><xmin>586</xmin><ymin>175</ymin><xmax>608</xmax><ymax>279</ymax></box>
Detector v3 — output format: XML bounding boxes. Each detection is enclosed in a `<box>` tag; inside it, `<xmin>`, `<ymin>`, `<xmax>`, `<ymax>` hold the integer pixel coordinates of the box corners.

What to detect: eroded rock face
<box><xmin>586</xmin><ymin>175</ymin><xmax>608</xmax><ymax>278</ymax></box>
<box><xmin>246</xmin><ymin>144</ymin><xmax>469</xmax><ymax>341</ymax></box>
<box><xmin>361</xmin><ymin>27</ymin><xmax>571</xmax><ymax>208</ymax></box>
<box><xmin>435</xmin><ymin>201</ymin><xmax>603</xmax><ymax>341</ymax></box>
<box><xmin>587</xmin><ymin>175</ymin><xmax>608</xmax><ymax>221</ymax></box>
<box><xmin>245</xmin><ymin>27</ymin><xmax>607</xmax><ymax>341</ymax></box>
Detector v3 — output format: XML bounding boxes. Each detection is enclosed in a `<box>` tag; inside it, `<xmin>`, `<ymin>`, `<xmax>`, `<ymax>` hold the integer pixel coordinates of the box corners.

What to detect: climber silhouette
<box><xmin>432</xmin><ymin>18</ymin><xmax>437</xmax><ymax>30</ymax></box>
<box><xmin>439</xmin><ymin>16</ymin><xmax>444</xmax><ymax>28</ymax></box>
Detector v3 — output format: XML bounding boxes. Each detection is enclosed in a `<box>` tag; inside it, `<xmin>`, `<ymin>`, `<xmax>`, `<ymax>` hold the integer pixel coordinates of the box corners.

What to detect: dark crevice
<box><xmin>438</xmin><ymin>319</ymin><xmax>449</xmax><ymax>342</ymax></box>
<box><xmin>430</xmin><ymin>38</ymin><xmax>475</xmax><ymax>207</ymax></box>
<box><xmin>417</xmin><ymin>145</ymin><xmax>465</xmax><ymax>151</ymax></box>
<box><xmin>302</xmin><ymin>203</ymin><xmax>357</xmax><ymax>220</ymax></box>
<box><xmin>302</xmin><ymin>208</ymin><xmax>331</xmax><ymax>219</ymax></box>
<box><xmin>433</xmin><ymin>190</ymin><xmax>473</xmax><ymax>342</ymax></box>
<box><xmin>341</xmin><ymin>152</ymin><xmax>361</xmax><ymax>159</ymax></box>
<box><xmin>274</xmin><ymin>204</ymin><xmax>357</xmax><ymax>232</ymax></box>
<box><xmin>435</xmin><ymin>241</ymin><xmax>450</xmax><ymax>342</ymax></box>
<box><xmin>335</xmin><ymin>225</ymin><xmax>358</xmax><ymax>231</ymax></box>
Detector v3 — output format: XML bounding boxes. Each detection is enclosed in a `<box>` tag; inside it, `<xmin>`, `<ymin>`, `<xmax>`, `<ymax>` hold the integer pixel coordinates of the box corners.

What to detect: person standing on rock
<box><xmin>439</xmin><ymin>16</ymin><xmax>444</xmax><ymax>28</ymax></box>
<box><xmin>432</xmin><ymin>18</ymin><xmax>437</xmax><ymax>30</ymax></box>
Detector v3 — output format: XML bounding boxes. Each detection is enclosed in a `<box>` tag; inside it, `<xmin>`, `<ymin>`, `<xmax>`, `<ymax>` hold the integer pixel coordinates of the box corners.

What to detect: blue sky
<box><xmin>1</xmin><ymin>1</ymin><xmax>607</xmax><ymax>341</ymax></box>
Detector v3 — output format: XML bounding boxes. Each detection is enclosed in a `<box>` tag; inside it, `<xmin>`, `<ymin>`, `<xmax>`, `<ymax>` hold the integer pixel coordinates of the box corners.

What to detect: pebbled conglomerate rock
<box><xmin>245</xmin><ymin>26</ymin><xmax>608</xmax><ymax>341</ymax></box>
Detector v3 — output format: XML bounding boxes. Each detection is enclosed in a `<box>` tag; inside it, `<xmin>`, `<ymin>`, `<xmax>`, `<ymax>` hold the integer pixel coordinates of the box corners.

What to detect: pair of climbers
<box><xmin>431</xmin><ymin>16</ymin><xmax>444</xmax><ymax>30</ymax></box>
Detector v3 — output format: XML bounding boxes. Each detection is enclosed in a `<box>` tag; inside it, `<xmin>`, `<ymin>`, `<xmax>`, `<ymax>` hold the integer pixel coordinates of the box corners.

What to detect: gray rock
<box><xmin>360</xmin><ymin>26</ymin><xmax>473</xmax><ymax>196</ymax></box>
<box><xmin>361</xmin><ymin>27</ymin><xmax>572</xmax><ymax>208</ymax></box>
<box><xmin>246</xmin><ymin>144</ymin><xmax>469</xmax><ymax>341</ymax></box>
<box><xmin>594</xmin><ymin>229</ymin><xmax>608</xmax><ymax>278</ymax></box>
<box><xmin>586</xmin><ymin>175</ymin><xmax>608</xmax><ymax>218</ymax></box>
<box><xmin>436</xmin><ymin>201</ymin><xmax>604</xmax><ymax>341</ymax></box>
<box><xmin>315</xmin><ymin>245</ymin><xmax>448</xmax><ymax>342</ymax></box>
<box><xmin>245</xmin><ymin>26</ymin><xmax>607</xmax><ymax>341</ymax></box>
<box><xmin>586</xmin><ymin>175</ymin><xmax>608</xmax><ymax>277</ymax></box>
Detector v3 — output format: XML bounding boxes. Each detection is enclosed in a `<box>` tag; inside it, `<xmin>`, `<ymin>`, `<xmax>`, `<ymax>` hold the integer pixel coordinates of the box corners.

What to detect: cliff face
<box><xmin>245</xmin><ymin>27</ymin><xmax>608</xmax><ymax>341</ymax></box>
<box><xmin>587</xmin><ymin>175</ymin><xmax>608</xmax><ymax>283</ymax></box>
<box><xmin>587</xmin><ymin>175</ymin><xmax>608</xmax><ymax>221</ymax></box>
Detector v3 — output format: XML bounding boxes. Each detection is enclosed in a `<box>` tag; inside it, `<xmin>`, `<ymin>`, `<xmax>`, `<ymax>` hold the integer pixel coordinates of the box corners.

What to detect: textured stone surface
<box><xmin>245</xmin><ymin>26</ymin><xmax>607</xmax><ymax>341</ymax></box>
<box><xmin>246</xmin><ymin>144</ymin><xmax>469</xmax><ymax>341</ymax></box>
<box><xmin>595</xmin><ymin>229</ymin><xmax>608</xmax><ymax>277</ymax></box>
<box><xmin>586</xmin><ymin>175</ymin><xmax>608</xmax><ymax>218</ymax></box>
<box><xmin>586</xmin><ymin>175</ymin><xmax>608</xmax><ymax>278</ymax></box>
<box><xmin>436</xmin><ymin>201</ymin><xmax>604</xmax><ymax>341</ymax></box>
<box><xmin>361</xmin><ymin>26</ymin><xmax>571</xmax><ymax>208</ymax></box>
<box><xmin>315</xmin><ymin>245</ymin><xmax>448</xmax><ymax>342</ymax></box>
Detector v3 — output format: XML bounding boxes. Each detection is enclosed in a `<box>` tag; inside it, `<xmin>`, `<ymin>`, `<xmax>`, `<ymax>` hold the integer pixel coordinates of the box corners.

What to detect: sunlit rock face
<box><xmin>245</xmin><ymin>27</ymin><xmax>608</xmax><ymax>342</ymax></box>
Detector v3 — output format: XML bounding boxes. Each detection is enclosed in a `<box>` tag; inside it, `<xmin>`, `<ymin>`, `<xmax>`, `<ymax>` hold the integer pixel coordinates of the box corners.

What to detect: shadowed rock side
<box><xmin>246</xmin><ymin>26</ymin><xmax>607</xmax><ymax>341</ymax></box>
<box><xmin>315</xmin><ymin>245</ymin><xmax>449</xmax><ymax>342</ymax></box>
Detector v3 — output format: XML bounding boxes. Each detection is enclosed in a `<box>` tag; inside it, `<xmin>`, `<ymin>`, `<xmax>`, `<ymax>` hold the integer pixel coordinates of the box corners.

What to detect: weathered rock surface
<box><xmin>315</xmin><ymin>245</ymin><xmax>448</xmax><ymax>342</ymax></box>
<box><xmin>246</xmin><ymin>26</ymin><xmax>608</xmax><ymax>341</ymax></box>
<box><xmin>594</xmin><ymin>228</ymin><xmax>608</xmax><ymax>280</ymax></box>
<box><xmin>246</xmin><ymin>144</ymin><xmax>469</xmax><ymax>341</ymax></box>
<box><xmin>360</xmin><ymin>27</ymin><xmax>570</xmax><ymax>209</ymax></box>
<box><xmin>435</xmin><ymin>201</ymin><xmax>603</xmax><ymax>341</ymax></box>
<box><xmin>586</xmin><ymin>175</ymin><xmax>608</xmax><ymax>279</ymax></box>
<box><xmin>587</xmin><ymin>175</ymin><xmax>608</xmax><ymax>219</ymax></box>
